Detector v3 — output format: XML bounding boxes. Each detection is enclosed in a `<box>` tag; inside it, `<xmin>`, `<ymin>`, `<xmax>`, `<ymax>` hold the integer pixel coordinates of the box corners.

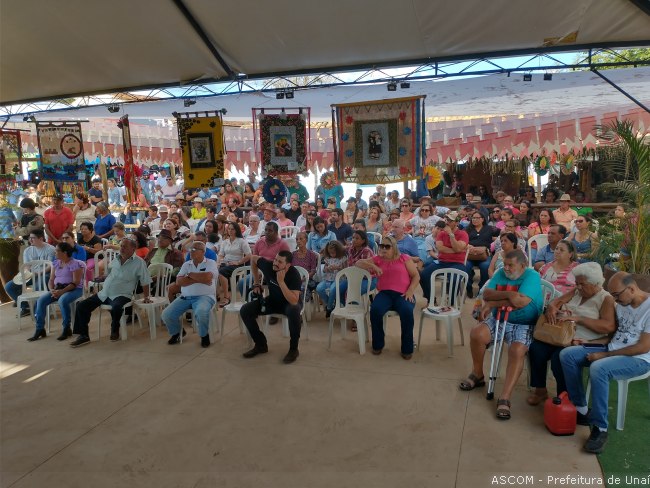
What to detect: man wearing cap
<box><xmin>162</xmin><ymin>241</ymin><xmax>217</xmax><ymax>348</ymax></box>
<box><xmin>71</xmin><ymin>238</ymin><xmax>151</xmax><ymax>347</ymax></box>
<box><xmin>553</xmin><ymin>194</ymin><xmax>578</xmax><ymax>228</ymax></box>
<box><xmin>419</xmin><ymin>211</ymin><xmax>469</xmax><ymax>304</ymax></box>
<box><xmin>287</xmin><ymin>178</ymin><xmax>310</xmax><ymax>203</ymax></box>
<box><xmin>43</xmin><ymin>195</ymin><xmax>75</xmax><ymax>245</ymax></box>
<box><xmin>470</xmin><ymin>195</ymin><xmax>490</xmax><ymax>222</ymax></box>
<box><xmin>260</xmin><ymin>206</ymin><xmax>277</xmax><ymax>229</ymax></box>
<box><xmin>145</xmin><ymin>229</ymin><xmax>184</xmax><ymax>275</ymax></box>
<box><xmin>5</xmin><ymin>229</ymin><xmax>55</xmax><ymax>317</ymax></box>
<box><xmin>191</xmin><ymin>197</ymin><xmax>206</xmax><ymax>220</ymax></box>
<box><xmin>328</xmin><ymin>208</ymin><xmax>353</xmax><ymax>244</ymax></box>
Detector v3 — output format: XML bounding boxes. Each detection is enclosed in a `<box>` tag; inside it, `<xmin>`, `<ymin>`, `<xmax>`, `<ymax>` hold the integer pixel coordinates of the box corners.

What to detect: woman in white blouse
<box><xmin>72</xmin><ymin>193</ymin><xmax>96</xmax><ymax>240</ymax></box>
<box><xmin>217</xmin><ymin>222</ymin><xmax>252</xmax><ymax>306</ymax></box>
<box><xmin>243</xmin><ymin>214</ymin><xmax>263</xmax><ymax>245</ymax></box>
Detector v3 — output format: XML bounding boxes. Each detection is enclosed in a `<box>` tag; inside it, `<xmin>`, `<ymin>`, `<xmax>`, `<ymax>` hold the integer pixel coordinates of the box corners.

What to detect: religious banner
<box><xmin>175</xmin><ymin>111</ymin><xmax>225</xmax><ymax>188</ymax></box>
<box><xmin>36</xmin><ymin>121</ymin><xmax>86</xmax><ymax>182</ymax></box>
<box><xmin>0</xmin><ymin>129</ymin><xmax>22</xmax><ymax>175</ymax></box>
<box><xmin>332</xmin><ymin>96</ymin><xmax>426</xmax><ymax>184</ymax></box>
<box><xmin>118</xmin><ymin>115</ymin><xmax>138</xmax><ymax>203</ymax></box>
<box><xmin>252</xmin><ymin>108</ymin><xmax>311</xmax><ymax>176</ymax></box>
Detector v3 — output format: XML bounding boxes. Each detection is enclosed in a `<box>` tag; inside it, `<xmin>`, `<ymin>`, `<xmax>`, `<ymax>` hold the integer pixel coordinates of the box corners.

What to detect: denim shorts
<box><xmin>483</xmin><ymin>315</ymin><xmax>533</xmax><ymax>347</ymax></box>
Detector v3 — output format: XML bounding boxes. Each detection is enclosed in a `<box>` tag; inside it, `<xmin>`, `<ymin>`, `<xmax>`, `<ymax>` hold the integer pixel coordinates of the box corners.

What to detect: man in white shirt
<box><xmin>161</xmin><ymin>241</ymin><xmax>218</xmax><ymax>348</ymax></box>
<box><xmin>161</xmin><ymin>176</ymin><xmax>180</xmax><ymax>199</ymax></box>
<box><xmin>560</xmin><ymin>271</ymin><xmax>650</xmax><ymax>454</ymax></box>
<box><xmin>5</xmin><ymin>229</ymin><xmax>55</xmax><ymax>317</ymax></box>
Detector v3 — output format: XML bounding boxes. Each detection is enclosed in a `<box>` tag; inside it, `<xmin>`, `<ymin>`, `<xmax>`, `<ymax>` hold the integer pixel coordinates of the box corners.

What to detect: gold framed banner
<box><xmin>36</xmin><ymin>121</ymin><xmax>86</xmax><ymax>182</ymax></box>
<box><xmin>0</xmin><ymin>129</ymin><xmax>22</xmax><ymax>175</ymax></box>
<box><xmin>175</xmin><ymin>111</ymin><xmax>225</xmax><ymax>188</ymax></box>
<box><xmin>332</xmin><ymin>96</ymin><xmax>425</xmax><ymax>184</ymax></box>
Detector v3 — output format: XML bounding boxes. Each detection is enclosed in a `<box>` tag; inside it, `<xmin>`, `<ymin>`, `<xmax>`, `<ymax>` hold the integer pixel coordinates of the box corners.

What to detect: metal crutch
<box><xmin>486</xmin><ymin>306</ymin><xmax>512</xmax><ymax>400</ymax></box>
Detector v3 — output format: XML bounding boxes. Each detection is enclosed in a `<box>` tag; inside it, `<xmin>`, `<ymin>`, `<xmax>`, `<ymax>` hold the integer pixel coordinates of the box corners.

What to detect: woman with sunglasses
<box><xmin>488</xmin><ymin>206</ymin><xmax>502</xmax><ymax>227</ymax></box>
<box><xmin>567</xmin><ymin>216</ymin><xmax>599</xmax><ymax>263</ymax></box>
<box><xmin>398</xmin><ymin>199</ymin><xmax>414</xmax><ymax>228</ymax></box>
<box><xmin>356</xmin><ymin>235</ymin><xmax>420</xmax><ymax>359</ymax></box>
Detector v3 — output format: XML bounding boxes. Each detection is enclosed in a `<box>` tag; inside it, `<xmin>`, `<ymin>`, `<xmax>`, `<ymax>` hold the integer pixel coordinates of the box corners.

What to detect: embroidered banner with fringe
<box><xmin>175</xmin><ymin>111</ymin><xmax>225</xmax><ymax>188</ymax></box>
<box><xmin>119</xmin><ymin>115</ymin><xmax>138</xmax><ymax>203</ymax></box>
<box><xmin>36</xmin><ymin>121</ymin><xmax>86</xmax><ymax>182</ymax></box>
<box><xmin>332</xmin><ymin>96</ymin><xmax>425</xmax><ymax>184</ymax></box>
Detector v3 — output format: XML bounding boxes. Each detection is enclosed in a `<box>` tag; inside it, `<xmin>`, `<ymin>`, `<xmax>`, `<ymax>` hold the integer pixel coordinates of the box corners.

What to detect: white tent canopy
<box><xmin>2</xmin><ymin>0</ymin><xmax>650</xmax><ymax>105</ymax></box>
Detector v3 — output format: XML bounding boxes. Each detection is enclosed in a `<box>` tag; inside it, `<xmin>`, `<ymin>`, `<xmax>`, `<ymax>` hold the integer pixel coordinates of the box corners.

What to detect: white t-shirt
<box><xmin>609</xmin><ymin>296</ymin><xmax>650</xmax><ymax>364</ymax></box>
<box><xmin>178</xmin><ymin>258</ymin><xmax>218</xmax><ymax>297</ymax></box>
<box><xmin>409</xmin><ymin>215</ymin><xmax>440</xmax><ymax>237</ymax></box>
<box><xmin>218</xmin><ymin>237</ymin><xmax>251</xmax><ymax>264</ymax></box>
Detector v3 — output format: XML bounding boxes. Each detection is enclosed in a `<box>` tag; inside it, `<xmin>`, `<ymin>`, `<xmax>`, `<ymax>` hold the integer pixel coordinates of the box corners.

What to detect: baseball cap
<box><xmin>158</xmin><ymin>205</ymin><xmax>169</xmax><ymax>212</ymax></box>
<box><xmin>445</xmin><ymin>211</ymin><xmax>460</xmax><ymax>221</ymax></box>
<box><xmin>193</xmin><ymin>197</ymin><xmax>203</xmax><ymax>203</ymax></box>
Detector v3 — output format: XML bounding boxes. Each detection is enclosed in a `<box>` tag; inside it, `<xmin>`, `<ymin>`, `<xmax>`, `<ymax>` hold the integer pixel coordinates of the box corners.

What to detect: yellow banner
<box><xmin>176</xmin><ymin>113</ymin><xmax>225</xmax><ymax>188</ymax></box>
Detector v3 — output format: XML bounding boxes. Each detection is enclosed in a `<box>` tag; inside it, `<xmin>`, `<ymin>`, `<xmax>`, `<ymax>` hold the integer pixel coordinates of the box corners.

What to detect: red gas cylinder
<box><xmin>544</xmin><ymin>391</ymin><xmax>577</xmax><ymax>436</ymax></box>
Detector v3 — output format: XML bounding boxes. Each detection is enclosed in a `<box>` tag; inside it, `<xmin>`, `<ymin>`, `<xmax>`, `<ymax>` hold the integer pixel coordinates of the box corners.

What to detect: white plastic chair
<box><xmin>540</xmin><ymin>279</ymin><xmax>559</xmax><ymax>309</ymax></box>
<box><xmin>133</xmin><ymin>263</ymin><xmax>173</xmax><ymax>340</ymax></box>
<box><xmin>88</xmin><ymin>250</ymin><xmax>118</xmax><ymax>291</ymax></box>
<box><xmin>263</xmin><ymin>266</ymin><xmax>310</xmax><ymax>339</ymax></box>
<box><xmin>328</xmin><ymin>267</ymin><xmax>372</xmax><ymax>354</ymax></box>
<box><xmin>527</xmin><ymin>234</ymin><xmax>549</xmax><ymax>268</ymax></box>
<box><xmin>16</xmin><ymin>260</ymin><xmax>53</xmax><ymax>330</ymax></box>
<box><xmin>284</xmin><ymin>237</ymin><xmax>297</xmax><ymax>252</ymax></box>
<box><xmin>220</xmin><ymin>266</ymin><xmax>252</xmax><ymax>343</ymax></box>
<box><xmin>367</xmin><ymin>232</ymin><xmax>382</xmax><ymax>245</ymax></box>
<box><xmin>46</xmin><ymin>261</ymin><xmax>87</xmax><ymax>333</ymax></box>
<box><xmin>417</xmin><ymin>268</ymin><xmax>468</xmax><ymax>357</ymax></box>
<box><xmin>586</xmin><ymin>370</ymin><xmax>650</xmax><ymax>430</ymax></box>
<box><xmin>280</xmin><ymin>226</ymin><xmax>300</xmax><ymax>239</ymax></box>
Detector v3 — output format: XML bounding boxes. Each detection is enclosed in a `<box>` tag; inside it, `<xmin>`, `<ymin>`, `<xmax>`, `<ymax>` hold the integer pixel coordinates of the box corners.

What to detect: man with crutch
<box><xmin>459</xmin><ymin>250</ymin><xmax>543</xmax><ymax>420</ymax></box>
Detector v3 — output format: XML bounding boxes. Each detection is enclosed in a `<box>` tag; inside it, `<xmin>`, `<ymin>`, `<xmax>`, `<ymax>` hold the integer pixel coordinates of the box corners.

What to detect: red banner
<box><xmin>119</xmin><ymin>116</ymin><xmax>137</xmax><ymax>204</ymax></box>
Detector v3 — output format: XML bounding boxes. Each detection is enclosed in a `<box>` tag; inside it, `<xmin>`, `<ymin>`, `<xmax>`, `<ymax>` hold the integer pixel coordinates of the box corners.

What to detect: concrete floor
<box><xmin>0</xmin><ymin>298</ymin><xmax>604</xmax><ymax>488</ymax></box>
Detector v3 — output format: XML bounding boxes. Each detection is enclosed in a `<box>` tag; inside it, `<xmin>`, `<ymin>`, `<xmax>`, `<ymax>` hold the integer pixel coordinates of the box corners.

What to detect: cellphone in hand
<box><xmin>582</xmin><ymin>343</ymin><xmax>605</xmax><ymax>349</ymax></box>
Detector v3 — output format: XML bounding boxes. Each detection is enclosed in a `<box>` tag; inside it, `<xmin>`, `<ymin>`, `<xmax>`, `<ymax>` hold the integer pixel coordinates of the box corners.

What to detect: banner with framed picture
<box><xmin>332</xmin><ymin>96</ymin><xmax>426</xmax><ymax>184</ymax></box>
<box><xmin>36</xmin><ymin>121</ymin><xmax>86</xmax><ymax>182</ymax></box>
<box><xmin>175</xmin><ymin>111</ymin><xmax>226</xmax><ymax>188</ymax></box>
<box><xmin>252</xmin><ymin>107</ymin><xmax>311</xmax><ymax>177</ymax></box>
<box><xmin>0</xmin><ymin>129</ymin><xmax>22</xmax><ymax>175</ymax></box>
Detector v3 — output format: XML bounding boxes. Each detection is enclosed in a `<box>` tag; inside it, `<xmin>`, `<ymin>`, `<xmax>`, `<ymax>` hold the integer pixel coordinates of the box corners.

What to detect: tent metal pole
<box><xmin>591</xmin><ymin>68</ymin><xmax>650</xmax><ymax>114</ymax></box>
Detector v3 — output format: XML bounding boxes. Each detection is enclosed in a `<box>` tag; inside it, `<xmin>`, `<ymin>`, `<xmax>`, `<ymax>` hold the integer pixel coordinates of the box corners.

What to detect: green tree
<box><xmin>576</xmin><ymin>48</ymin><xmax>650</xmax><ymax>69</ymax></box>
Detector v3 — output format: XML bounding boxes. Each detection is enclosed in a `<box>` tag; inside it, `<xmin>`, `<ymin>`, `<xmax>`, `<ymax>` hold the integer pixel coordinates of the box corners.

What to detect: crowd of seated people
<box><xmin>7</xmin><ymin>178</ymin><xmax>647</xmax><ymax>454</ymax></box>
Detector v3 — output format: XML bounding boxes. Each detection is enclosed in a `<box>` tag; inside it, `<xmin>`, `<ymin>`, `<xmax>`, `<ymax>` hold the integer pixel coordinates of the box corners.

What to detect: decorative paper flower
<box><xmin>341</xmin><ymin>133</ymin><xmax>349</xmax><ymax>141</ymax></box>
<box><xmin>398</xmin><ymin>147</ymin><xmax>407</xmax><ymax>156</ymax></box>
<box><xmin>403</xmin><ymin>127</ymin><xmax>412</xmax><ymax>135</ymax></box>
<box><xmin>399</xmin><ymin>111</ymin><xmax>407</xmax><ymax>121</ymax></box>
<box><xmin>345</xmin><ymin>116</ymin><xmax>354</xmax><ymax>125</ymax></box>
<box><xmin>344</xmin><ymin>166</ymin><xmax>353</xmax><ymax>176</ymax></box>
<box><xmin>345</xmin><ymin>149</ymin><xmax>354</xmax><ymax>157</ymax></box>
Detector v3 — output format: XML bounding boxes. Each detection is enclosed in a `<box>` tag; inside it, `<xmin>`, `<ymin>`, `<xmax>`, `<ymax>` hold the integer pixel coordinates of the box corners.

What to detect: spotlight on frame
<box><xmin>523</xmin><ymin>73</ymin><xmax>532</xmax><ymax>82</ymax></box>
<box><xmin>544</xmin><ymin>73</ymin><xmax>553</xmax><ymax>81</ymax></box>
<box><xmin>276</xmin><ymin>92</ymin><xmax>285</xmax><ymax>99</ymax></box>
<box><xmin>400</xmin><ymin>81</ymin><xmax>410</xmax><ymax>89</ymax></box>
<box><xmin>387</xmin><ymin>82</ymin><xmax>397</xmax><ymax>91</ymax></box>
<box><xmin>183</xmin><ymin>98</ymin><xmax>196</xmax><ymax>107</ymax></box>
<box><xmin>285</xmin><ymin>90</ymin><xmax>295</xmax><ymax>99</ymax></box>
<box><xmin>107</xmin><ymin>104</ymin><xmax>120</xmax><ymax>113</ymax></box>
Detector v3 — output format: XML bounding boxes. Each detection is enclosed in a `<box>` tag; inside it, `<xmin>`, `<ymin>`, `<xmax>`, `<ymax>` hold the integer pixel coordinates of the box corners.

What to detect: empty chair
<box><xmin>328</xmin><ymin>267</ymin><xmax>372</xmax><ymax>354</ymax></box>
<box><xmin>133</xmin><ymin>263</ymin><xmax>174</xmax><ymax>340</ymax></box>
<box><xmin>418</xmin><ymin>268</ymin><xmax>469</xmax><ymax>357</ymax></box>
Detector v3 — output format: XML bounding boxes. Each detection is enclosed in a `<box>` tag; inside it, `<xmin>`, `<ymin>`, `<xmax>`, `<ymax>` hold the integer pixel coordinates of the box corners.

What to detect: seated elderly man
<box><xmin>162</xmin><ymin>241</ymin><xmax>218</xmax><ymax>348</ymax></box>
<box><xmin>534</xmin><ymin>224</ymin><xmax>567</xmax><ymax>271</ymax></box>
<box><xmin>459</xmin><ymin>249</ymin><xmax>543</xmax><ymax>420</ymax></box>
<box><xmin>560</xmin><ymin>272</ymin><xmax>650</xmax><ymax>454</ymax></box>
<box><xmin>71</xmin><ymin>239</ymin><xmax>151</xmax><ymax>347</ymax></box>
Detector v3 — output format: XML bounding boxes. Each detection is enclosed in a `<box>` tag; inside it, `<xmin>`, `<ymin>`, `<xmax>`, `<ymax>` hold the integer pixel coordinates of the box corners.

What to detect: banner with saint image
<box><xmin>332</xmin><ymin>96</ymin><xmax>425</xmax><ymax>184</ymax></box>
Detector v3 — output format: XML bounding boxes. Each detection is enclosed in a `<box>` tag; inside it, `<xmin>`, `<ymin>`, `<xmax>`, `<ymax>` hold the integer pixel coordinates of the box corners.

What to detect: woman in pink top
<box><xmin>539</xmin><ymin>240</ymin><xmax>579</xmax><ymax>294</ymax></box>
<box><xmin>356</xmin><ymin>235</ymin><xmax>419</xmax><ymax>359</ymax></box>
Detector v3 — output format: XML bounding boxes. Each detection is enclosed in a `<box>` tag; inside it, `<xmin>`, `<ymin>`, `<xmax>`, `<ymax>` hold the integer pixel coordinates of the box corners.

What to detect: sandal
<box><xmin>496</xmin><ymin>399</ymin><xmax>511</xmax><ymax>420</ymax></box>
<box><xmin>459</xmin><ymin>373</ymin><xmax>485</xmax><ymax>391</ymax></box>
<box><xmin>218</xmin><ymin>297</ymin><xmax>231</xmax><ymax>308</ymax></box>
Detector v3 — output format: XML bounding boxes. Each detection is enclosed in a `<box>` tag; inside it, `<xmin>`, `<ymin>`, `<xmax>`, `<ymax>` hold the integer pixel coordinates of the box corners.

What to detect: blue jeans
<box><xmin>419</xmin><ymin>261</ymin><xmax>466</xmax><ymax>302</ymax></box>
<box><xmin>465</xmin><ymin>256</ymin><xmax>491</xmax><ymax>291</ymax></box>
<box><xmin>560</xmin><ymin>345</ymin><xmax>650</xmax><ymax>430</ymax></box>
<box><xmin>316</xmin><ymin>280</ymin><xmax>336</xmax><ymax>311</ymax></box>
<box><xmin>370</xmin><ymin>290</ymin><xmax>415</xmax><ymax>354</ymax></box>
<box><xmin>162</xmin><ymin>295</ymin><xmax>215</xmax><ymax>338</ymax></box>
<box><xmin>5</xmin><ymin>279</ymin><xmax>26</xmax><ymax>310</ymax></box>
<box><xmin>338</xmin><ymin>276</ymin><xmax>377</xmax><ymax>305</ymax></box>
<box><xmin>34</xmin><ymin>288</ymin><xmax>83</xmax><ymax>332</ymax></box>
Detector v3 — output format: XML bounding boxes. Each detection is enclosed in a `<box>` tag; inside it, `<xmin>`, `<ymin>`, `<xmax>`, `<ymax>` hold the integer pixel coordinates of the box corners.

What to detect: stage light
<box><xmin>387</xmin><ymin>82</ymin><xmax>397</xmax><ymax>91</ymax></box>
<box><xmin>400</xmin><ymin>81</ymin><xmax>410</xmax><ymax>89</ymax></box>
<box><xmin>544</xmin><ymin>73</ymin><xmax>553</xmax><ymax>81</ymax></box>
<box><xmin>276</xmin><ymin>92</ymin><xmax>285</xmax><ymax>99</ymax></box>
<box><xmin>107</xmin><ymin>104</ymin><xmax>120</xmax><ymax>113</ymax></box>
<box><xmin>183</xmin><ymin>98</ymin><xmax>196</xmax><ymax>107</ymax></box>
<box><xmin>23</xmin><ymin>115</ymin><xmax>35</xmax><ymax>122</ymax></box>
<box><xmin>285</xmin><ymin>90</ymin><xmax>294</xmax><ymax>99</ymax></box>
<box><xmin>523</xmin><ymin>74</ymin><xmax>532</xmax><ymax>82</ymax></box>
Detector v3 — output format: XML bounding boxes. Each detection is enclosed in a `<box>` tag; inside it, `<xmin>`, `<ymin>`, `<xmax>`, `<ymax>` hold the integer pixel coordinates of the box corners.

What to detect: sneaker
<box><xmin>325</xmin><ymin>309</ymin><xmax>332</xmax><ymax>319</ymax></box>
<box><xmin>576</xmin><ymin>409</ymin><xmax>591</xmax><ymax>426</ymax></box>
<box><xmin>243</xmin><ymin>344</ymin><xmax>269</xmax><ymax>358</ymax></box>
<box><xmin>70</xmin><ymin>335</ymin><xmax>90</xmax><ymax>348</ymax></box>
<box><xmin>282</xmin><ymin>349</ymin><xmax>299</xmax><ymax>364</ymax></box>
<box><xmin>19</xmin><ymin>309</ymin><xmax>31</xmax><ymax>318</ymax></box>
<box><xmin>200</xmin><ymin>335</ymin><xmax>210</xmax><ymax>348</ymax></box>
<box><xmin>110</xmin><ymin>332</ymin><xmax>120</xmax><ymax>342</ymax></box>
<box><xmin>583</xmin><ymin>426</ymin><xmax>608</xmax><ymax>454</ymax></box>
<box><xmin>57</xmin><ymin>328</ymin><xmax>72</xmax><ymax>341</ymax></box>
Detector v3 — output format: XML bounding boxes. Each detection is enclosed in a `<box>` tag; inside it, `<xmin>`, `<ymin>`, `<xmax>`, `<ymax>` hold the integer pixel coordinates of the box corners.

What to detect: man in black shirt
<box><xmin>241</xmin><ymin>251</ymin><xmax>303</xmax><ymax>363</ymax></box>
<box><xmin>327</xmin><ymin>208</ymin><xmax>353</xmax><ymax>244</ymax></box>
